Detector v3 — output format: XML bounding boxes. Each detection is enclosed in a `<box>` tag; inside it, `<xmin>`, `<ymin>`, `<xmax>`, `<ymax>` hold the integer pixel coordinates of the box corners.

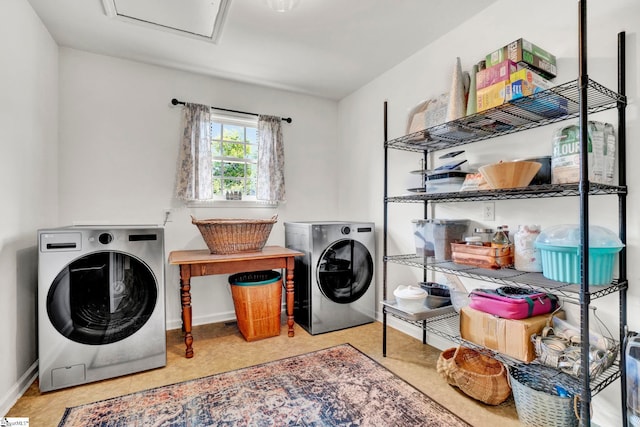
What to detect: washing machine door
<box><xmin>316</xmin><ymin>239</ymin><xmax>373</xmax><ymax>304</ymax></box>
<box><xmin>47</xmin><ymin>251</ymin><xmax>157</xmax><ymax>345</ymax></box>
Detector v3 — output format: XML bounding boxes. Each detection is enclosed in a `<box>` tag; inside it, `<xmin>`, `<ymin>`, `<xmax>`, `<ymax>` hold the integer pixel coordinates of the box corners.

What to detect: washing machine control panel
<box><xmin>341</xmin><ymin>226</ymin><xmax>351</xmax><ymax>235</ymax></box>
<box><xmin>40</xmin><ymin>232</ymin><xmax>82</xmax><ymax>252</ymax></box>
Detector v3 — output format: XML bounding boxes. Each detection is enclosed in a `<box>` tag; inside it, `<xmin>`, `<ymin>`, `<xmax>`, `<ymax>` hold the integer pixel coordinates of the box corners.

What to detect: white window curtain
<box><xmin>175</xmin><ymin>103</ymin><xmax>212</xmax><ymax>201</ymax></box>
<box><xmin>257</xmin><ymin>115</ymin><xmax>286</xmax><ymax>204</ymax></box>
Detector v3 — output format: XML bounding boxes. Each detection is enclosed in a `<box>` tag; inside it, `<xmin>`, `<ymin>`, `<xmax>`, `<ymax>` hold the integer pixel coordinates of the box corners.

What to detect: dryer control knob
<box><xmin>98</xmin><ymin>232</ymin><xmax>113</xmax><ymax>244</ymax></box>
<box><xmin>341</xmin><ymin>226</ymin><xmax>351</xmax><ymax>235</ymax></box>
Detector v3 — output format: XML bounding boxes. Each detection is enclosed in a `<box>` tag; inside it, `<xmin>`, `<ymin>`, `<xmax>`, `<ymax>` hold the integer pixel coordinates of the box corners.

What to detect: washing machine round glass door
<box><xmin>316</xmin><ymin>239</ymin><xmax>373</xmax><ymax>303</ymax></box>
<box><xmin>47</xmin><ymin>251</ymin><xmax>157</xmax><ymax>345</ymax></box>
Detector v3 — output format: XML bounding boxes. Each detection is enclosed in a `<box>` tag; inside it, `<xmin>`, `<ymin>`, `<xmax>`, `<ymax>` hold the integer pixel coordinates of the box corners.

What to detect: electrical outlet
<box><xmin>163</xmin><ymin>209</ymin><xmax>172</xmax><ymax>223</ymax></box>
<box><xmin>482</xmin><ymin>202</ymin><xmax>495</xmax><ymax>221</ymax></box>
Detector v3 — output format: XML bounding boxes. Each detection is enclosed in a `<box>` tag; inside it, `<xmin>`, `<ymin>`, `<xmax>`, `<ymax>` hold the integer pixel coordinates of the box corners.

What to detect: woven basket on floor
<box><xmin>436</xmin><ymin>347</ymin><xmax>458</xmax><ymax>386</ymax></box>
<box><xmin>192</xmin><ymin>215</ymin><xmax>277</xmax><ymax>254</ymax></box>
<box><xmin>509</xmin><ymin>365</ymin><xmax>580</xmax><ymax>427</ymax></box>
<box><xmin>437</xmin><ymin>346</ymin><xmax>511</xmax><ymax>405</ymax></box>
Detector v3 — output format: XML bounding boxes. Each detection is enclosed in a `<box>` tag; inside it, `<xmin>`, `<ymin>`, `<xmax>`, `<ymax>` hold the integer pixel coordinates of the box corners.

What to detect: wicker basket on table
<box><xmin>191</xmin><ymin>215</ymin><xmax>277</xmax><ymax>254</ymax></box>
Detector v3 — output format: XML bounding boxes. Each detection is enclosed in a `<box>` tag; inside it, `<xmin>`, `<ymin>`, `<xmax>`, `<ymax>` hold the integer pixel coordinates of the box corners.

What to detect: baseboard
<box><xmin>0</xmin><ymin>361</ymin><xmax>38</xmax><ymax>417</ymax></box>
<box><xmin>166</xmin><ymin>304</ymin><xmax>287</xmax><ymax>331</ymax></box>
<box><xmin>165</xmin><ymin>309</ymin><xmax>239</xmax><ymax>331</ymax></box>
<box><xmin>378</xmin><ymin>312</ymin><xmax>456</xmax><ymax>352</ymax></box>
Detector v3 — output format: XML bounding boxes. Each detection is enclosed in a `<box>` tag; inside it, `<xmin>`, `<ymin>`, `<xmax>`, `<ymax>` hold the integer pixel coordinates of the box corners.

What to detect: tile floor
<box><xmin>7</xmin><ymin>321</ymin><xmax>520</xmax><ymax>426</ymax></box>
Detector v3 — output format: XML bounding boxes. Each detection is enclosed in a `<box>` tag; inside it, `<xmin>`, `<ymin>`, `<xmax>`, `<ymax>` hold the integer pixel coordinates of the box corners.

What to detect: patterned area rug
<box><xmin>58</xmin><ymin>344</ymin><xmax>471</xmax><ymax>426</ymax></box>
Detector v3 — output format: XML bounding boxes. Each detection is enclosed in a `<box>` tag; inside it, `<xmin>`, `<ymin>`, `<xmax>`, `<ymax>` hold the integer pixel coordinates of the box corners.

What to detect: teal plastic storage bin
<box><xmin>535</xmin><ymin>225</ymin><xmax>623</xmax><ymax>285</ymax></box>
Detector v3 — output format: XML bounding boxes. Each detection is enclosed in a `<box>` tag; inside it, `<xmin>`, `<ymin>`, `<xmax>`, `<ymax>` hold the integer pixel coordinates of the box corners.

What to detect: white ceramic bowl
<box><xmin>393</xmin><ymin>285</ymin><xmax>427</xmax><ymax>312</ymax></box>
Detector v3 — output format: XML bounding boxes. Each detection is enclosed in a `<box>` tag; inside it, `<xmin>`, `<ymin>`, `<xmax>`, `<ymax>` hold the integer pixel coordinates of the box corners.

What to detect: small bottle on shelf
<box><xmin>464</xmin><ymin>236</ymin><xmax>483</xmax><ymax>246</ymax></box>
<box><xmin>491</xmin><ymin>226</ymin><xmax>510</xmax><ymax>248</ymax></box>
<box><xmin>474</xmin><ymin>227</ymin><xmax>493</xmax><ymax>243</ymax></box>
<box><xmin>501</xmin><ymin>225</ymin><xmax>510</xmax><ymax>240</ymax></box>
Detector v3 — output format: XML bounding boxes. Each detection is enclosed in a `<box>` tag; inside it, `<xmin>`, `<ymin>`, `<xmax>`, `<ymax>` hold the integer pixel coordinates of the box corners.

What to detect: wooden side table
<box><xmin>168</xmin><ymin>246</ymin><xmax>304</xmax><ymax>358</ymax></box>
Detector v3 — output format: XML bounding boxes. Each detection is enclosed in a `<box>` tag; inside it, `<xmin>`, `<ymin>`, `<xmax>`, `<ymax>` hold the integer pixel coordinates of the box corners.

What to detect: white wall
<box><xmin>0</xmin><ymin>0</ymin><xmax>59</xmax><ymax>416</ymax></box>
<box><xmin>338</xmin><ymin>1</ymin><xmax>640</xmax><ymax>425</ymax></box>
<box><xmin>4</xmin><ymin>0</ymin><xmax>638</xmax><ymax>423</ymax></box>
<box><xmin>58</xmin><ymin>48</ymin><xmax>340</xmax><ymax>329</ymax></box>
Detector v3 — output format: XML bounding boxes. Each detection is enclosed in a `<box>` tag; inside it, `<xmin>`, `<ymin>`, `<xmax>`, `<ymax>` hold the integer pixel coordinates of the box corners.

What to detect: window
<box><xmin>210</xmin><ymin>114</ymin><xmax>258</xmax><ymax>200</ymax></box>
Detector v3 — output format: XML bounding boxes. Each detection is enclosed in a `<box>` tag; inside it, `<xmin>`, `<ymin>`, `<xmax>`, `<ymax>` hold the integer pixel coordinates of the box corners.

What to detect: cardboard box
<box><xmin>460</xmin><ymin>306</ymin><xmax>563</xmax><ymax>362</ymax></box>
<box><xmin>487</xmin><ymin>38</ymin><xmax>557</xmax><ymax>79</ymax></box>
<box><xmin>476</xmin><ymin>81</ymin><xmax>509</xmax><ymax>113</ymax></box>
<box><xmin>509</xmin><ymin>68</ymin><xmax>555</xmax><ymax>87</ymax></box>
<box><xmin>506</xmin><ymin>79</ymin><xmax>552</xmax><ymax>101</ymax></box>
<box><xmin>476</xmin><ymin>60</ymin><xmax>517</xmax><ymax>90</ymax></box>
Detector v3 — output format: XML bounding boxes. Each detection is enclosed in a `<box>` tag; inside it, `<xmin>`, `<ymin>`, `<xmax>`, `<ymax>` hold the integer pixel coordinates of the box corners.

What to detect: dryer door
<box><xmin>316</xmin><ymin>239</ymin><xmax>373</xmax><ymax>303</ymax></box>
<box><xmin>47</xmin><ymin>251</ymin><xmax>157</xmax><ymax>345</ymax></box>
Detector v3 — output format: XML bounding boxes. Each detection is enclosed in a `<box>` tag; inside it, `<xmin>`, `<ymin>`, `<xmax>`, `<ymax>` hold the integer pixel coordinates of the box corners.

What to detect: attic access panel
<box><xmin>102</xmin><ymin>0</ymin><xmax>231</xmax><ymax>43</ymax></box>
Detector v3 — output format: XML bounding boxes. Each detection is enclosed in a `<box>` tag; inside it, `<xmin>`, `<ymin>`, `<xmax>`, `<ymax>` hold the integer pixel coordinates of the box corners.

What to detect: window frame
<box><xmin>186</xmin><ymin>112</ymin><xmax>276</xmax><ymax>208</ymax></box>
<box><xmin>209</xmin><ymin>112</ymin><xmax>258</xmax><ymax>202</ymax></box>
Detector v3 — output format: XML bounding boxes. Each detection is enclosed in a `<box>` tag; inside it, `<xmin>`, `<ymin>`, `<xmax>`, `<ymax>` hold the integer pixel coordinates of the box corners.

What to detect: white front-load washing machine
<box><xmin>38</xmin><ymin>226</ymin><xmax>166</xmax><ymax>392</ymax></box>
<box><xmin>284</xmin><ymin>221</ymin><xmax>375</xmax><ymax>335</ymax></box>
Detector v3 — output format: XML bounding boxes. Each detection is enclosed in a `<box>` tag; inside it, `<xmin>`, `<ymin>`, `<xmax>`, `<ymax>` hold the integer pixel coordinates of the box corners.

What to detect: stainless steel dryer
<box><xmin>284</xmin><ymin>221</ymin><xmax>375</xmax><ymax>335</ymax></box>
<box><xmin>37</xmin><ymin>226</ymin><xmax>166</xmax><ymax>392</ymax></box>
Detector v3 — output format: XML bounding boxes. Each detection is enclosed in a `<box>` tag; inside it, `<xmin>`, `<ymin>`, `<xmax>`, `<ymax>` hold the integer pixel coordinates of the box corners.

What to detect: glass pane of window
<box><xmin>246</xmin><ymin>163</ymin><xmax>255</xmax><ymax>178</ymax></box>
<box><xmin>246</xmin><ymin>178</ymin><xmax>256</xmax><ymax>196</ymax></box>
<box><xmin>222</xmin><ymin>161</ymin><xmax>244</xmax><ymax>177</ymax></box>
<box><xmin>246</xmin><ymin>144</ymin><xmax>258</xmax><ymax>161</ymax></box>
<box><xmin>212</xmin><ymin>161</ymin><xmax>223</xmax><ymax>176</ymax></box>
<box><xmin>246</xmin><ymin>127</ymin><xmax>257</xmax><ymax>144</ymax></box>
<box><xmin>211</xmin><ymin>122</ymin><xmax>222</xmax><ymax>140</ymax></box>
<box><xmin>211</xmin><ymin>141</ymin><xmax>222</xmax><ymax>157</ymax></box>
<box><xmin>223</xmin><ymin>125</ymin><xmax>244</xmax><ymax>142</ymax></box>
<box><xmin>212</xmin><ymin>178</ymin><xmax>222</xmax><ymax>195</ymax></box>
<box><xmin>224</xmin><ymin>178</ymin><xmax>242</xmax><ymax>192</ymax></box>
<box><xmin>222</xmin><ymin>142</ymin><xmax>245</xmax><ymax>157</ymax></box>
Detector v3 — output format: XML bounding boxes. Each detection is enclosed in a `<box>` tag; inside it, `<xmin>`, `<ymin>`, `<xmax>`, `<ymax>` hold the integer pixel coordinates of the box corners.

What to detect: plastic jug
<box><xmin>627</xmin><ymin>333</ymin><xmax>640</xmax><ymax>425</ymax></box>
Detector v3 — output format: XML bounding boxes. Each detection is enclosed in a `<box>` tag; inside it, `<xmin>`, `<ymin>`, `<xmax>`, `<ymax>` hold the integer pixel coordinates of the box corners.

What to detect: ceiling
<box><xmin>26</xmin><ymin>0</ymin><xmax>497</xmax><ymax>100</ymax></box>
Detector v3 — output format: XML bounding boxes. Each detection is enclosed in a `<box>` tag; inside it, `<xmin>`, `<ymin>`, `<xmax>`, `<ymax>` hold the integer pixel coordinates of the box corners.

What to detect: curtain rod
<box><xmin>171</xmin><ymin>98</ymin><xmax>292</xmax><ymax>123</ymax></box>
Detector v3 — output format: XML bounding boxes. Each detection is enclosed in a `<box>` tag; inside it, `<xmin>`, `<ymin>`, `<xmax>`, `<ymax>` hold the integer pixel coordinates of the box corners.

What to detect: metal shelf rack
<box><xmin>385</xmin><ymin>254</ymin><xmax>627</xmax><ymax>301</ymax></box>
<box><xmin>381</xmin><ymin>4</ymin><xmax>628</xmax><ymax>424</ymax></box>
<box><xmin>384</xmin><ymin>308</ymin><xmax>620</xmax><ymax>397</ymax></box>
<box><xmin>385</xmin><ymin>79</ymin><xmax>625</xmax><ymax>154</ymax></box>
<box><xmin>387</xmin><ymin>183</ymin><xmax>627</xmax><ymax>204</ymax></box>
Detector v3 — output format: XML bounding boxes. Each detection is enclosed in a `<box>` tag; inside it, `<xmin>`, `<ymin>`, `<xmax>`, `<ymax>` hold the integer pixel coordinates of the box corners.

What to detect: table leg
<box><xmin>180</xmin><ymin>265</ymin><xmax>194</xmax><ymax>358</ymax></box>
<box><xmin>286</xmin><ymin>257</ymin><xmax>295</xmax><ymax>337</ymax></box>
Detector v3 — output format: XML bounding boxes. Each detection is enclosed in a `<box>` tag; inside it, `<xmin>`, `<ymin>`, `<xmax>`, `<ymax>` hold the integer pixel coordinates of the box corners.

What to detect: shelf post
<box><xmin>578</xmin><ymin>0</ymin><xmax>593</xmax><ymax>425</ymax></box>
<box><xmin>383</xmin><ymin>101</ymin><xmax>389</xmax><ymax>357</ymax></box>
<box><xmin>617</xmin><ymin>30</ymin><xmax>629</xmax><ymax>425</ymax></box>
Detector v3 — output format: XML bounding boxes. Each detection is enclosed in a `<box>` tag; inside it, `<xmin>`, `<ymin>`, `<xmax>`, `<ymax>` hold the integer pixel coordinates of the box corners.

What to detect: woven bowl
<box><xmin>479</xmin><ymin>160</ymin><xmax>542</xmax><ymax>189</ymax></box>
<box><xmin>192</xmin><ymin>216</ymin><xmax>277</xmax><ymax>254</ymax></box>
